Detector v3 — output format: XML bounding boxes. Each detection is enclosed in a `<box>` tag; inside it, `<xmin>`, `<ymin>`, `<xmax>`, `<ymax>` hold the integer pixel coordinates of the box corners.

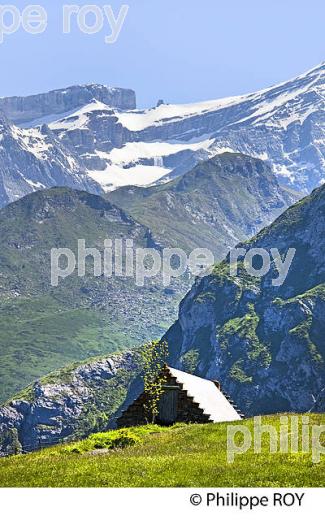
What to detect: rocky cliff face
<box><xmin>164</xmin><ymin>183</ymin><xmax>325</xmax><ymax>416</ymax></box>
<box><xmin>0</xmin><ymin>113</ymin><xmax>102</xmax><ymax>207</ymax></box>
<box><xmin>0</xmin><ymin>351</ymin><xmax>139</xmax><ymax>456</ymax></box>
<box><xmin>0</xmin><ymin>84</ymin><xmax>136</xmax><ymax>125</ymax></box>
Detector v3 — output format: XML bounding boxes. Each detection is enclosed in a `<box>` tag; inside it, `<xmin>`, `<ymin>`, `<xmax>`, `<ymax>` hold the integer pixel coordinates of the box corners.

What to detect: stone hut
<box><xmin>117</xmin><ymin>366</ymin><xmax>243</xmax><ymax>428</ymax></box>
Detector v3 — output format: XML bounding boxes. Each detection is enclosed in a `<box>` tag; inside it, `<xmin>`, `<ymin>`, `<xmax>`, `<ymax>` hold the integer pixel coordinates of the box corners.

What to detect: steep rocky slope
<box><xmin>0</xmin><ymin>113</ymin><xmax>102</xmax><ymax>207</ymax></box>
<box><xmin>0</xmin><ymin>351</ymin><xmax>139</xmax><ymax>456</ymax></box>
<box><xmin>164</xmin><ymin>184</ymin><xmax>325</xmax><ymax>416</ymax></box>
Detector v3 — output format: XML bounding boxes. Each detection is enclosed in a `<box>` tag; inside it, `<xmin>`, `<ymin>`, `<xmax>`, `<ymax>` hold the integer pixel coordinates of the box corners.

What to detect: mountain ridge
<box><xmin>0</xmin><ymin>186</ymin><xmax>181</xmax><ymax>403</ymax></box>
<box><xmin>0</xmin><ymin>63</ymin><xmax>323</xmax><ymax>206</ymax></box>
<box><xmin>0</xmin><ymin>84</ymin><xmax>136</xmax><ymax>125</ymax></box>
<box><xmin>108</xmin><ymin>152</ymin><xmax>296</xmax><ymax>256</ymax></box>
<box><xmin>47</xmin><ymin>62</ymin><xmax>325</xmax><ymax>194</ymax></box>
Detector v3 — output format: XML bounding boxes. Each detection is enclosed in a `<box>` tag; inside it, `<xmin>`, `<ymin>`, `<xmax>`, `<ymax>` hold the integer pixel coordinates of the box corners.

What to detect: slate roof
<box><xmin>168</xmin><ymin>367</ymin><xmax>242</xmax><ymax>422</ymax></box>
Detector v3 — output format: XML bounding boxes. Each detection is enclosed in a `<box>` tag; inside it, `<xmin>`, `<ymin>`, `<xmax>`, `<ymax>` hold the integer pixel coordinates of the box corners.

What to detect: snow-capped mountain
<box><xmin>45</xmin><ymin>62</ymin><xmax>324</xmax><ymax>194</ymax></box>
<box><xmin>0</xmin><ymin>63</ymin><xmax>323</xmax><ymax>206</ymax></box>
<box><xmin>0</xmin><ymin>113</ymin><xmax>102</xmax><ymax>207</ymax></box>
<box><xmin>0</xmin><ymin>84</ymin><xmax>136</xmax><ymax>206</ymax></box>
<box><xmin>0</xmin><ymin>84</ymin><xmax>136</xmax><ymax>125</ymax></box>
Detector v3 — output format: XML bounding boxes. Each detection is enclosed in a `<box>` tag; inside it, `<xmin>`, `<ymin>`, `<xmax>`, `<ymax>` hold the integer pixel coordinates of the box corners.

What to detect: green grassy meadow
<box><xmin>0</xmin><ymin>414</ymin><xmax>324</xmax><ymax>487</ymax></box>
<box><xmin>0</xmin><ymin>296</ymin><xmax>133</xmax><ymax>403</ymax></box>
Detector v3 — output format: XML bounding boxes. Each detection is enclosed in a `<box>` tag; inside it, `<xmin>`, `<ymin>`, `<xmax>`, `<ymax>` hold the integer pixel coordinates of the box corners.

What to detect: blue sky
<box><xmin>0</xmin><ymin>0</ymin><xmax>324</xmax><ymax>107</ymax></box>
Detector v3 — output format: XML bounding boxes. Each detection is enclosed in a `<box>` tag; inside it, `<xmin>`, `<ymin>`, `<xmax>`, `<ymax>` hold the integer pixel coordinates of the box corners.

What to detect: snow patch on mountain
<box><xmin>116</xmin><ymin>95</ymin><xmax>248</xmax><ymax>131</ymax></box>
<box><xmin>86</xmin><ymin>138</ymin><xmax>218</xmax><ymax>189</ymax></box>
<box><xmin>88</xmin><ymin>163</ymin><xmax>172</xmax><ymax>190</ymax></box>
<box><xmin>107</xmin><ymin>139</ymin><xmax>215</xmax><ymax>164</ymax></box>
<box><xmin>50</xmin><ymin>100</ymin><xmax>112</xmax><ymax>132</ymax></box>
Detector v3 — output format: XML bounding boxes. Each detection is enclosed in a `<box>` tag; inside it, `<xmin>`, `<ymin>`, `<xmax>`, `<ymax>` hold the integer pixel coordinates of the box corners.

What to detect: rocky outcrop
<box><xmin>0</xmin><ymin>351</ymin><xmax>140</xmax><ymax>456</ymax></box>
<box><xmin>0</xmin><ymin>114</ymin><xmax>102</xmax><ymax>207</ymax></box>
<box><xmin>164</xmin><ymin>183</ymin><xmax>325</xmax><ymax>416</ymax></box>
<box><xmin>0</xmin><ymin>84</ymin><xmax>136</xmax><ymax>125</ymax></box>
